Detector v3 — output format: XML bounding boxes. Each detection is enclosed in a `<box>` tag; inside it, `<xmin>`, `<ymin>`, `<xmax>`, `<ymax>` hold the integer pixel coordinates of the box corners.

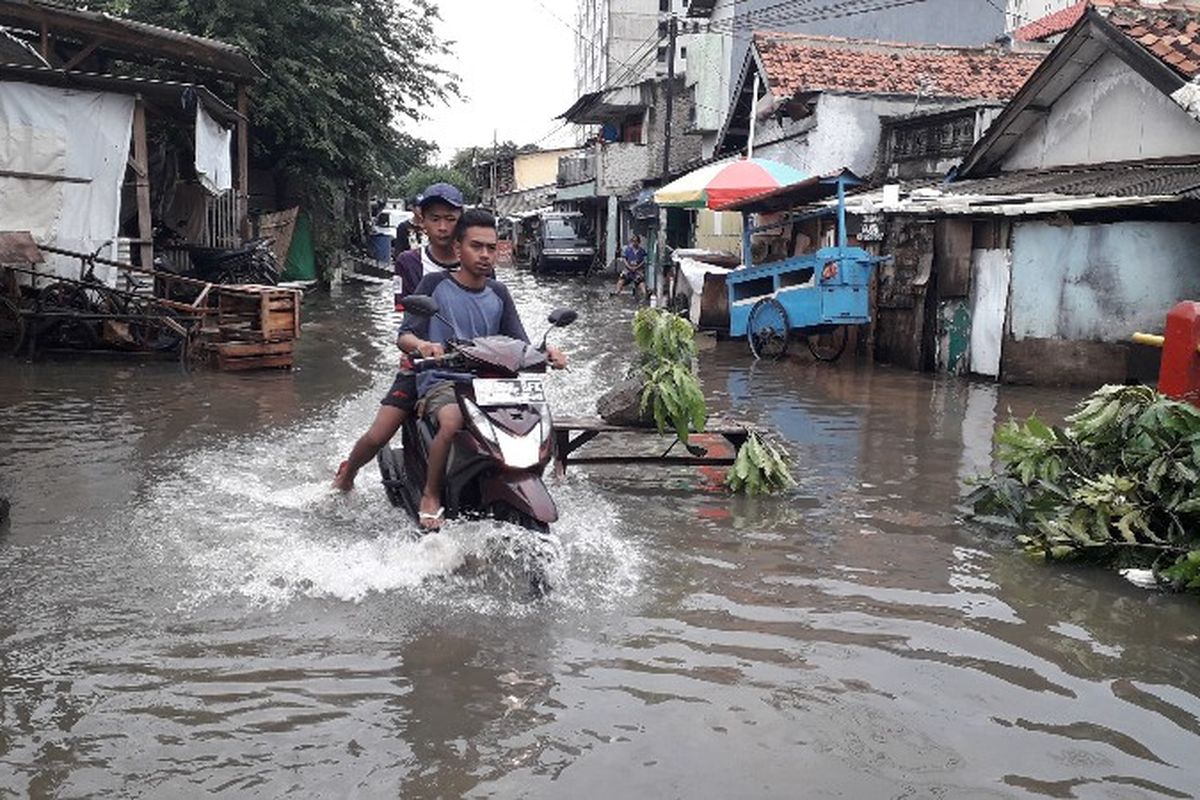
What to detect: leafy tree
<box><xmin>395</xmin><ymin>165</ymin><xmax>479</xmax><ymax>205</ymax></box>
<box><xmin>82</xmin><ymin>0</ymin><xmax>457</xmax><ymax>249</ymax></box>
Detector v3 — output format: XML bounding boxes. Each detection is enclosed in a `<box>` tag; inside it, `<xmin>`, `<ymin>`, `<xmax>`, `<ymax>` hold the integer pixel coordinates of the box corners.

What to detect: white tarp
<box><xmin>0</xmin><ymin>82</ymin><xmax>135</xmax><ymax>285</ymax></box>
<box><xmin>194</xmin><ymin>104</ymin><xmax>232</xmax><ymax>195</ymax></box>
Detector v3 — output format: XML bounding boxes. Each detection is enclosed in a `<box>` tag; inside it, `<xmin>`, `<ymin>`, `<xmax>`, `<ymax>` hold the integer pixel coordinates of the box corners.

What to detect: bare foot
<box><xmin>418</xmin><ymin>494</ymin><xmax>444</xmax><ymax>530</ymax></box>
<box><xmin>333</xmin><ymin>460</ymin><xmax>355</xmax><ymax>491</ymax></box>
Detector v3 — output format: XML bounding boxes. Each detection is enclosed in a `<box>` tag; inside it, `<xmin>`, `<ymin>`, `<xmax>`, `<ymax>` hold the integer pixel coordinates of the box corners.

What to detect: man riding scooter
<box><xmin>399</xmin><ymin>209</ymin><xmax>568</xmax><ymax>529</ymax></box>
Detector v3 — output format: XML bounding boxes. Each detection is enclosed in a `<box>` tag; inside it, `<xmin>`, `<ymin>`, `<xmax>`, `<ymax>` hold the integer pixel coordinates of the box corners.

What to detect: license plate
<box><xmin>473</xmin><ymin>377</ymin><xmax>545</xmax><ymax>406</ymax></box>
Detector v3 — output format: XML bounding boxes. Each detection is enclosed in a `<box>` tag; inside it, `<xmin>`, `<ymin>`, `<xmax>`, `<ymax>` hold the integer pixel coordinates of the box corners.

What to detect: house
<box><xmin>846</xmin><ymin>1</ymin><xmax>1200</xmax><ymax>384</ymax></box>
<box><xmin>0</xmin><ymin>0</ymin><xmax>262</xmax><ymax>285</ymax></box>
<box><xmin>555</xmin><ymin>75</ymin><xmax>701</xmax><ymax>272</ymax></box>
<box><xmin>687</xmin><ymin>33</ymin><xmax>1042</xmax><ymax>257</ymax></box>
<box><xmin>470</xmin><ymin>147</ymin><xmax>576</xmax><ymax>218</ymax></box>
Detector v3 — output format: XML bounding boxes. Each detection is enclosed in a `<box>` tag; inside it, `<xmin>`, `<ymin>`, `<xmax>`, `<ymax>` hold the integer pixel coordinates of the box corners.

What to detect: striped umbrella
<box><xmin>653</xmin><ymin>158</ymin><xmax>810</xmax><ymax>210</ymax></box>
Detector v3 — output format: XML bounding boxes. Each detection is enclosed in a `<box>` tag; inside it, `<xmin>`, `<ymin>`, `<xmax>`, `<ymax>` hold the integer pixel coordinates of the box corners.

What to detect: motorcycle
<box><xmin>376</xmin><ymin>295</ymin><xmax>577</xmax><ymax>595</ymax></box>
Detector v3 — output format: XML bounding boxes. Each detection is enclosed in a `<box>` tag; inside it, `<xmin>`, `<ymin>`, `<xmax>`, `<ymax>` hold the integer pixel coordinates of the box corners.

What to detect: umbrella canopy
<box><xmin>653</xmin><ymin>158</ymin><xmax>810</xmax><ymax>210</ymax></box>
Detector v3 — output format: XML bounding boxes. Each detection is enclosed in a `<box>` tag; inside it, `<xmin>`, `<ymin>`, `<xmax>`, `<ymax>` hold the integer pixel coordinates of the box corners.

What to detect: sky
<box><xmin>409</xmin><ymin>0</ymin><xmax>581</xmax><ymax>164</ymax></box>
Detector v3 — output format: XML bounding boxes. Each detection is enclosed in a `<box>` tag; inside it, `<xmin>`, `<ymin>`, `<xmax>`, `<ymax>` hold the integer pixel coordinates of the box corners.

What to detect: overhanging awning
<box><xmin>558</xmin><ymin>82</ymin><xmax>649</xmax><ymax>124</ymax></box>
<box><xmin>715</xmin><ymin>169</ymin><xmax>864</xmax><ymax>213</ymax></box>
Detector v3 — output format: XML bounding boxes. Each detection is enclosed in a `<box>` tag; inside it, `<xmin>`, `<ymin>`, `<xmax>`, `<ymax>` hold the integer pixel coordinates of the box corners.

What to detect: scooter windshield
<box><xmin>460</xmin><ymin>336</ymin><xmax>547</xmax><ymax>375</ymax></box>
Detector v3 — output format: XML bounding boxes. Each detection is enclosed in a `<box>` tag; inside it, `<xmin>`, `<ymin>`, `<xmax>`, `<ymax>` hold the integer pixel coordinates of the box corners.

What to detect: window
<box><xmin>660</xmin><ymin>0</ymin><xmax>670</xmax><ymax>11</ymax></box>
<box><xmin>657</xmin><ymin>46</ymin><xmax>667</xmax><ymax>63</ymax></box>
<box><xmin>680</xmin><ymin>46</ymin><xmax>687</xmax><ymax>60</ymax></box>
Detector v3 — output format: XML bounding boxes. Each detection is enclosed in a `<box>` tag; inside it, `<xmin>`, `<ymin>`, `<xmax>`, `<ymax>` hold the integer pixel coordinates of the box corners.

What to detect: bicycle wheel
<box><xmin>747</xmin><ymin>297</ymin><xmax>790</xmax><ymax>360</ymax></box>
<box><xmin>806</xmin><ymin>325</ymin><xmax>849</xmax><ymax>362</ymax></box>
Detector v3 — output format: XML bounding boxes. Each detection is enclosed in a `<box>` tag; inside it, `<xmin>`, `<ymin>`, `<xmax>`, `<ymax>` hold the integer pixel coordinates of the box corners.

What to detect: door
<box><xmin>969</xmin><ymin>248</ymin><xmax>1011</xmax><ymax>378</ymax></box>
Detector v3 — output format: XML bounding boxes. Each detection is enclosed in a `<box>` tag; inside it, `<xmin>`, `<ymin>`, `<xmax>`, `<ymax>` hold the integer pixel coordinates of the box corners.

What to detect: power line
<box><xmin>709</xmin><ymin>0</ymin><xmax>931</xmax><ymax>32</ymax></box>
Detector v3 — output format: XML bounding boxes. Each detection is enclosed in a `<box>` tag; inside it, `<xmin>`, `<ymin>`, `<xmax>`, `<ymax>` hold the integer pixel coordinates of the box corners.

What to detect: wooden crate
<box><xmin>212</xmin><ymin>339</ymin><xmax>294</xmax><ymax>371</ymax></box>
<box><xmin>215</xmin><ymin>285</ymin><xmax>301</xmax><ymax>343</ymax></box>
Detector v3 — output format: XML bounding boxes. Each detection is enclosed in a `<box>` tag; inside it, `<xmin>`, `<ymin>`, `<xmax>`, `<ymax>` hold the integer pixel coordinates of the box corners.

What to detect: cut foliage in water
<box><xmin>967</xmin><ymin>384</ymin><xmax>1200</xmax><ymax>591</ymax></box>
<box><xmin>630</xmin><ymin>308</ymin><xmax>707</xmax><ymax>444</ymax></box>
<box><xmin>727</xmin><ymin>431</ymin><xmax>795</xmax><ymax>496</ymax></box>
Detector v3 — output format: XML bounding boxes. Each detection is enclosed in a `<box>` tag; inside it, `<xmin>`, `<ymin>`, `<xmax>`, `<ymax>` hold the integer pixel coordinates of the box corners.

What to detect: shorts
<box><xmin>416</xmin><ymin>380</ymin><xmax>459</xmax><ymax>419</ymax></box>
<box><xmin>381</xmin><ymin>371</ymin><xmax>417</xmax><ymax>412</ymax></box>
<box><xmin>620</xmin><ymin>269</ymin><xmax>645</xmax><ymax>285</ymax></box>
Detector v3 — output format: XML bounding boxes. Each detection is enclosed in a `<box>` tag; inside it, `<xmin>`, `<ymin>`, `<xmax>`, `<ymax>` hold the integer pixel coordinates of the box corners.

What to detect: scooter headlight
<box><xmin>463</xmin><ymin>397</ymin><xmax>501</xmax><ymax>448</ymax></box>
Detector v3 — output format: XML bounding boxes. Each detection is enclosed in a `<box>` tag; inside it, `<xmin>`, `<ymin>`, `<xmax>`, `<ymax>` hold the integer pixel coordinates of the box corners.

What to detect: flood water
<box><xmin>2</xmin><ymin>267</ymin><xmax>1198</xmax><ymax>799</ymax></box>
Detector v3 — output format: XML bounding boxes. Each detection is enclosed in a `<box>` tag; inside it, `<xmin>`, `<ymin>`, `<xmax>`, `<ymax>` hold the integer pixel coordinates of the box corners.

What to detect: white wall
<box><xmin>753</xmin><ymin>94</ymin><xmax>916</xmax><ymax>177</ymax></box>
<box><xmin>1005</xmin><ymin>52</ymin><xmax>1200</xmax><ymax>170</ymax></box>
<box><xmin>1009</xmin><ymin>221</ymin><xmax>1200</xmax><ymax>342</ymax></box>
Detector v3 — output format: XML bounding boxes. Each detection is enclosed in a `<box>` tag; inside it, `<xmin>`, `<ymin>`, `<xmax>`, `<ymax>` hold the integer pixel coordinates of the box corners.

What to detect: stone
<box><xmin>596</xmin><ymin>375</ymin><xmax>655</xmax><ymax>427</ymax></box>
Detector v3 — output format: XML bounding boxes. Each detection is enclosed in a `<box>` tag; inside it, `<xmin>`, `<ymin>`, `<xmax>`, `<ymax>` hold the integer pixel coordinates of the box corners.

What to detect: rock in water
<box><xmin>596</xmin><ymin>376</ymin><xmax>655</xmax><ymax>426</ymax></box>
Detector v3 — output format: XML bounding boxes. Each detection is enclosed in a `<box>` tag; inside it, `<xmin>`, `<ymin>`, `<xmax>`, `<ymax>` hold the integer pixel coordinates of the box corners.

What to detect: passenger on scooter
<box><xmin>333</xmin><ymin>183</ymin><xmax>464</xmax><ymax>491</ymax></box>
<box><xmin>399</xmin><ymin>209</ymin><xmax>568</xmax><ymax>529</ymax></box>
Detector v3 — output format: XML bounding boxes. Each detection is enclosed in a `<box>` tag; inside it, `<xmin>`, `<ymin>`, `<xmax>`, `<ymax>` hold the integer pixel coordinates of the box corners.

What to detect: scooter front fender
<box><xmin>480</xmin><ymin>473</ymin><xmax>559</xmax><ymax>524</ymax></box>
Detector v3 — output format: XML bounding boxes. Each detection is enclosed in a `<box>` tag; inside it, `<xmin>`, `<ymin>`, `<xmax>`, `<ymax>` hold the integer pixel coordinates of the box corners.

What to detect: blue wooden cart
<box><xmin>720</xmin><ymin>171</ymin><xmax>886</xmax><ymax>361</ymax></box>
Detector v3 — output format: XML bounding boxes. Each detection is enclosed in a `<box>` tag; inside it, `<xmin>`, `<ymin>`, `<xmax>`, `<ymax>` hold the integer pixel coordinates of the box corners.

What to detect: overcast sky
<box><xmin>409</xmin><ymin>0</ymin><xmax>580</xmax><ymax>163</ymax></box>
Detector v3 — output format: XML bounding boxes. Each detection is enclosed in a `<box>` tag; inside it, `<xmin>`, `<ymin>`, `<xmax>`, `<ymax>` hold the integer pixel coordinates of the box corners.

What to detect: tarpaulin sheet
<box><xmin>0</xmin><ymin>82</ymin><xmax>134</xmax><ymax>285</ymax></box>
<box><xmin>195</xmin><ymin>104</ymin><xmax>232</xmax><ymax>195</ymax></box>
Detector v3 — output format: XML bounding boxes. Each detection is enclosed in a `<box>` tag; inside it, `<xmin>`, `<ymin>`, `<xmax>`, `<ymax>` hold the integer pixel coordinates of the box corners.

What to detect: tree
<box><xmin>82</xmin><ymin>0</ymin><xmax>457</xmax><ymax>248</ymax></box>
<box><xmin>395</xmin><ymin>165</ymin><xmax>479</xmax><ymax>205</ymax></box>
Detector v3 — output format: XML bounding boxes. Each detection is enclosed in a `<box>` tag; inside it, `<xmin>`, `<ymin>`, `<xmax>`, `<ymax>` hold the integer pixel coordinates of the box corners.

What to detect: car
<box><xmin>530</xmin><ymin>212</ymin><xmax>595</xmax><ymax>274</ymax></box>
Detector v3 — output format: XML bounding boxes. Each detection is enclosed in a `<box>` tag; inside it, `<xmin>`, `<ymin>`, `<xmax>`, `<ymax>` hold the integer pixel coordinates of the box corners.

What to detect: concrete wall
<box><xmin>753</xmin><ymin>94</ymin><xmax>918</xmax><ymax>178</ymax></box>
<box><xmin>694</xmin><ymin>209</ymin><xmax>743</xmax><ymax>255</ymax></box>
<box><xmin>513</xmin><ymin>150</ymin><xmax>572</xmax><ymax>191</ymax></box>
<box><xmin>1005</xmin><ymin>52</ymin><xmax>1200</xmax><ymax>171</ymax></box>
<box><xmin>1009</xmin><ymin>220</ymin><xmax>1200</xmax><ymax>342</ymax></box>
<box><xmin>598</xmin><ymin>142</ymin><xmax>651</xmax><ymax>194</ymax></box>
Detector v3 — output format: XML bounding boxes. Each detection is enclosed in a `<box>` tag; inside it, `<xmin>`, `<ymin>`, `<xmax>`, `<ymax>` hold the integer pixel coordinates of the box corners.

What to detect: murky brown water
<box><xmin>2</xmin><ymin>268</ymin><xmax>1198</xmax><ymax>799</ymax></box>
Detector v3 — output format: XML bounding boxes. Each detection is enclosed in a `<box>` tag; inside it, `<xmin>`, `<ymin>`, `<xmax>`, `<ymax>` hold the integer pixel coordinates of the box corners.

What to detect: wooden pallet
<box><xmin>215</xmin><ymin>285</ymin><xmax>301</xmax><ymax>343</ymax></box>
<box><xmin>211</xmin><ymin>339</ymin><xmax>294</xmax><ymax>371</ymax></box>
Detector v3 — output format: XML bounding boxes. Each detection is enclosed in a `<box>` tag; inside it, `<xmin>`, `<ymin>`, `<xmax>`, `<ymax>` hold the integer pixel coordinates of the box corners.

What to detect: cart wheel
<box><xmin>38</xmin><ymin>282</ymin><xmax>99</xmax><ymax>349</ymax></box>
<box><xmin>747</xmin><ymin>297</ymin><xmax>790</xmax><ymax>360</ymax></box>
<box><xmin>0</xmin><ymin>297</ymin><xmax>25</xmax><ymax>357</ymax></box>
<box><xmin>806</xmin><ymin>325</ymin><xmax>849</xmax><ymax>362</ymax></box>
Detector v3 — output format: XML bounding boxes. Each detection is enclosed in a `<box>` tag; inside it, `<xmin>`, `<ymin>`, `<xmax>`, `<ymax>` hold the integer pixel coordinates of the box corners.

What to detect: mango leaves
<box><xmin>727</xmin><ymin>432</ymin><xmax>796</xmax><ymax>496</ymax></box>
<box><xmin>633</xmin><ymin>309</ymin><xmax>707</xmax><ymax>445</ymax></box>
<box><xmin>967</xmin><ymin>385</ymin><xmax>1200</xmax><ymax>590</ymax></box>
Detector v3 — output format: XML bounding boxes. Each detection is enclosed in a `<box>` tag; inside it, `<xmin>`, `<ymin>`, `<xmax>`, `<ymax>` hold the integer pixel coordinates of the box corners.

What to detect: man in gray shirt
<box><xmin>400</xmin><ymin>209</ymin><xmax>567</xmax><ymax>528</ymax></box>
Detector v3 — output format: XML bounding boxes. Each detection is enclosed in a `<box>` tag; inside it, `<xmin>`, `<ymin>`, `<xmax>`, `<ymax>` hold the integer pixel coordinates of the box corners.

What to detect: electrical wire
<box><xmin>709</xmin><ymin>0</ymin><xmax>931</xmax><ymax>32</ymax></box>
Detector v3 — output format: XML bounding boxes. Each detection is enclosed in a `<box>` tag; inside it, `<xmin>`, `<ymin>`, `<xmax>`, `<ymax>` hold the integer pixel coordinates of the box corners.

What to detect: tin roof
<box><xmin>753</xmin><ymin>32</ymin><xmax>1043</xmax><ymax>101</ymax></box>
<box><xmin>0</xmin><ymin>0</ymin><xmax>263</xmax><ymax>80</ymax></box>
<box><xmin>946</xmin><ymin>162</ymin><xmax>1200</xmax><ymax>198</ymax></box>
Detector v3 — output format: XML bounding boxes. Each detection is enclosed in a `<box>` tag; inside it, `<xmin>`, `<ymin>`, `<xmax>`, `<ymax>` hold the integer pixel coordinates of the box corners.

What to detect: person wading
<box><xmin>333</xmin><ymin>183</ymin><xmax>465</xmax><ymax>491</ymax></box>
<box><xmin>398</xmin><ymin>209</ymin><xmax>568</xmax><ymax>529</ymax></box>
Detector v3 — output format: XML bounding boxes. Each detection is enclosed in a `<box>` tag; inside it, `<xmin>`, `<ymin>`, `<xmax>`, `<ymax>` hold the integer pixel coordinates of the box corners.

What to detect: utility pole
<box><xmin>661</xmin><ymin>13</ymin><xmax>678</xmax><ymax>179</ymax></box>
<box><xmin>657</xmin><ymin>13</ymin><xmax>679</xmax><ymax>308</ymax></box>
<box><xmin>491</xmin><ymin>129</ymin><xmax>498</xmax><ymax>209</ymax></box>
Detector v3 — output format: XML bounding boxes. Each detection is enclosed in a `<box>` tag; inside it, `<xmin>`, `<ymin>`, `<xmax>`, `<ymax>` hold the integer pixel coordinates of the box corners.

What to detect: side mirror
<box><xmin>403</xmin><ymin>294</ymin><xmax>439</xmax><ymax>317</ymax></box>
<box><xmin>548</xmin><ymin>308</ymin><xmax>577</xmax><ymax>327</ymax></box>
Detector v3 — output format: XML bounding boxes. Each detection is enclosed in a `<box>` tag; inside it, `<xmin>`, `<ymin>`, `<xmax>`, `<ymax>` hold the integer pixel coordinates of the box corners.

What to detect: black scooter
<box><xmin>376</xmin><ymin>295</ymin><xmax>576</xmax><ymax>592</ymax></box>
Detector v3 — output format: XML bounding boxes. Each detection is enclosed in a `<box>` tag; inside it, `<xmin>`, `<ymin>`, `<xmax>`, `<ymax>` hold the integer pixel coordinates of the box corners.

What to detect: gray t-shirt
<box><xmin>400</xmin><ymin>272</ymin><xmax>530</xmax><ymax>395</ymax></box>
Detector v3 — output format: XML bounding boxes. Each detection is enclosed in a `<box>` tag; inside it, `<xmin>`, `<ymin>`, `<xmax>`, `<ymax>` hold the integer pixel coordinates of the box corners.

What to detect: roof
<box><xmin>558</xmin><ymin>81</ymin><xmax>651</xmax><ymax>123</ymax></box>
<box><xmin>961</xmin><ymin>6</ymin><xmax>1195</xmax><ymax>175</ymax></box>
<box><xmin>0</xmin><ymin>63</ymin><xmax>242</xmax><ymax>125</ymax></box>
<box><xmin>716</xmin><ymin>169</ymin><xmax>863</xmax><ymax>213</ymax></box>
<box><xmin>1014</xmin><ymin>0</ymin><xmax>1090</xmax><ymax>41</ymax></box>
<box><xmin>494</xmin><ymin>184</ymin><xmax>557</xmax><ymax>218</ymax></box>
<box><xmin>844</xmin><ymin>162</ymin><xmax>1200</xmax><ymax>217</ymax></box>
<box><xmin>0</xmin><ymin>0</ymin><xmax>263</xmax><ymax>80</ymax></box>
<box><xmin>753</xmin><ymin>32</ymin><xmax>1043</xmax><ymax>101</ymax></box>
<box><xmin>1015</xmin><ymin>0</ymin><xmax>1200</xmax><ymax>49</ymax></box>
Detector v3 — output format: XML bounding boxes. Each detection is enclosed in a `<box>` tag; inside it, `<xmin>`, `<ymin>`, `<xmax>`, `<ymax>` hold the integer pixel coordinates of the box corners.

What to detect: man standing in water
<box><xmin>399</xmin><ymin>209</ymin><xmax>567</xmax><ymax>528</ymax></box>
<box><xmin>333</xmin><ymin>183</ymin><xmax>464</xmax><ymax>491</ymax></box>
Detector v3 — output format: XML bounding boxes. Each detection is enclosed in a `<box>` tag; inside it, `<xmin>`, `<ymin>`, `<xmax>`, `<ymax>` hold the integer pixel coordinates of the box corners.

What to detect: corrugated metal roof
<box><xmin>494</xmin><ymin>185</ymin><xmax>557</xmax><ymax>218</ymax></box>
<box><xmin>946</xmin><ymin>163</ymin><xmax>1200</xmax><ymax>198</ymax></box>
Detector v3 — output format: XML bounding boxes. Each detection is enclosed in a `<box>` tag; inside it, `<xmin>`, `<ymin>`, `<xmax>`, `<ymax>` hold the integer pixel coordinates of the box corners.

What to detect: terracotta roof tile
<box><xmin>752</xmin><ymin>33</ymin><xmax>1043</xmax><ymax>101</ymax></box>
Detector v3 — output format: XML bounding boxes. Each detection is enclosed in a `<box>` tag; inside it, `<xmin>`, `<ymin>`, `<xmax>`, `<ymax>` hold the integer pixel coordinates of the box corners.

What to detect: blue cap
<box><xmin>417</xmin><ymin>182</ymin><xmax>464</xmax><ymax>209</ymax></box>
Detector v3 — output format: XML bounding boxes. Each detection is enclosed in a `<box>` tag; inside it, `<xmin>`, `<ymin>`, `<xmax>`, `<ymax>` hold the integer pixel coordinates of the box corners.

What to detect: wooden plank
<box><xmin>132</xmin><ymin>97</ymin><xmax>153</xmax><ymax>270</ymax></box>
<box><xmin>61</xmin><ymin>38</ymin><xmax>101</xmax><ymax>71</ymax></box>
<box><xmin>236</xmin><ymin>86</ymin><xmax>250</xmax><ymax>238</ymax></box>
<box><xmin>216</xmin><ymin>354</ymin><xmax>293</xmax><ymax>371</ymax></box>
<box><xmin>553</xmin><ymin>415</ymin><xmax>749</xmax><ymax>434</ymax></box>
<box><xmin>214</xmin><ymin>339</ymin><xmax>293</xmax><ymax>357</ymax></box>
<box><xmin>0</xmin><ymin>169</ymin><xmax>91</xmax><ymax>184</ymax></box>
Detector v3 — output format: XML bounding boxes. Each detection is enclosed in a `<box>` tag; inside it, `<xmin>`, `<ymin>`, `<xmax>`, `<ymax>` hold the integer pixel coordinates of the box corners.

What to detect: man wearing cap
<box><xmin>334</xmin><ymin>182</ymin><xmax>465</xmax><ymax>491</ymax></box>
<box><xmin>393</xmin><ymin>182</ymin><xmax>464</xmax><ymax>310</ymax></box>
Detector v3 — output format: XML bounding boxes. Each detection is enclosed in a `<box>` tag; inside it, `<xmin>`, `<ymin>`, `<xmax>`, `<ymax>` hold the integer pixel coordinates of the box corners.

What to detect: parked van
<box><xmin>530</xmin><ymin>212</ymin><xmax>594</xmax><ymax>273</ymax></box>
